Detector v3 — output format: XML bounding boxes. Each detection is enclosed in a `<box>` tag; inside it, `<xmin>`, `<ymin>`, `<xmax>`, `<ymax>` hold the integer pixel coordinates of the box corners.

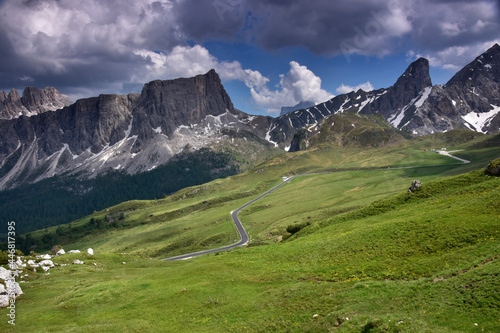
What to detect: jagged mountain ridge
<box><xmin>0</xmin><ymin>44</ymin><xmax>499</xmax><ymax>190</ymax></box>
<box><xmin>280</xmin><ymin>100</ymin><xmax>315</xmax><ymax>116</ymax></box>
<box><xmin>409</xmin><ymin>43</ymin><xmax>500</xmax><ymax>135</ymax></box>
<box><xmin>0</xmin><ymin>86</ymin><xmax>72</xmax><ymax>120</ymax></box>
<box><xmin>265</xmin><ymin>44</ymin><xmax>500</xmax><ymax>147</ymax></box>
<box><xmin>0</xmin><ymin>70</ymin><xmax>276</xmax><ymax>189</ymax></box>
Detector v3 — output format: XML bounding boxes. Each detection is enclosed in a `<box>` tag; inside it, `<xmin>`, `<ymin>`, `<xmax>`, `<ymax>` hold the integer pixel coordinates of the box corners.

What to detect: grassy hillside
<box><xmin>17</xmin><ymin>130</ymin><xmax>499</xmax><ymax>255</ymax></box>
<box><xmin>1</xmin><ymin>131</ymin><xmax>499</xmax><ymax>332</ymax></box>
<box><xmin>292</xmin><ymin>113</ymin><xmax>408</xmax><ymax>151</ymax></box>
<box><xmin>0</xmin><ymin>135</ymin><xmax>281</xmax><ymax>237</ymax></box>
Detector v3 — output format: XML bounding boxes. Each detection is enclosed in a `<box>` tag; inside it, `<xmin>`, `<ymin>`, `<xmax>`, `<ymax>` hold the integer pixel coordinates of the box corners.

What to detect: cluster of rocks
<box><xmin>486</xmin><ymin>159</ymin><xmax>500</xmax><ymax>176</ymax></box>
<box><xmin>408</xmin><ymin>180</ymin><xmax>422</xmax><ymax>193</ymax></box>
<box><xmin>0</xmin><ymin>248</ymin><xmax>94</xmax><ymax>308</ymax></box>
<box><xmin>0</xmin><ymin>267</ymin><xmax>23</xmax><ymax>308</ymax></box>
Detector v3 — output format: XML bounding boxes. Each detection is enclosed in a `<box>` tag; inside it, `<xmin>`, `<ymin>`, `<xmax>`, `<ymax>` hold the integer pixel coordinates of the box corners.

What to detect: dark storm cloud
<box><xmin>0</xmin><ymin>0</ymin><xmax>498</xmax><ymax>99</ymax></box>
<box><xmin>176</xmin><ymin>0</ymin><xmax>399</xmax><ymax>55</ymax></box>
<box><xmin>409</xmin><ymin>0</ymin><xmax>500</xmax><ymax>51</ymax></box>
<box><xmin>0</xmin><ymin>0</ymin><xmax>183</xmax><ymax>97</ymax></box>
<box><xmin>176</xmin><ymin>0</ymin><xmax>499</xmax><ymax>57</ymax></box>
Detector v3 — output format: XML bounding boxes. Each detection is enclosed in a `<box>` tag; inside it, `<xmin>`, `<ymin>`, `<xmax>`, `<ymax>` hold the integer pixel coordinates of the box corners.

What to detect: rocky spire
<box><xmin>360</xmin><ymin>57</ymin><xmax>432</xmax><ymax>119</ymax></box>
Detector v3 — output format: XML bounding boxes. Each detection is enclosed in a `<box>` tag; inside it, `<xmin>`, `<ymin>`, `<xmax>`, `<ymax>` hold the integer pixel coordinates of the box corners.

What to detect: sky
<box><xmin>0</xmin><ymin>0</ymin><xmax>499</xmax><ymax>116</ymax></box>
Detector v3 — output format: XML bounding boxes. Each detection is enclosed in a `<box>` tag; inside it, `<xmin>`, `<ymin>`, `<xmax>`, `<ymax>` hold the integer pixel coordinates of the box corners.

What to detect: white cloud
<box><xmin>336</xmin><ymin>82</ymin><xmax>374</xmax><ymax>94</ymax></box>
<box><xmin>409</xmin><ymin>40</ymin><xmax>500</xmax><ymax>71</ymax></box>
<box><xmin>133</xmin><ymin>45</ymin><xmax>270</xmax><ymax>90</ymax></box>
<box><xmin>0</xmin><ymin>0</ymin><xmax>181</xmax><ymax>78</ymax></box>
<box><xmin>2</xmin><ymin>0</ymin><xmax>498</xmax><ymax>112</ymax></box>
<box><xmin>248</xmin><ymin>61</ymin><xmax>334</xmax><ymax>114</ymax></box>
<box><xmin>19</xmin><ymin>75</ymin><xmax>34</xmax><ymax>82</ymax></box>
<box><xmin>134</xmin><ymin>47</ymin><xmax>333</xmax><ymax>114</ymax></box>
<box><xmin>133</xmin><ymin>45</ymin><xmax>217</xmax><ymax>80</ymax></box>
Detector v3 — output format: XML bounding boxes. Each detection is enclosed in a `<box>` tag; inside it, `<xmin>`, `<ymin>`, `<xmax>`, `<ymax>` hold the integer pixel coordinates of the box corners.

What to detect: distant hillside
<box><xmin>289</xmin><ymin>113</ymin><xmax>407</xmax><ymax>151</ymax></box>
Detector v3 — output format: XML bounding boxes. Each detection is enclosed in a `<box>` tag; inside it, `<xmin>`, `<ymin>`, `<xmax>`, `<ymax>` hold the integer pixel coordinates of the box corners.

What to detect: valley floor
<box><xmin>1</xmin><ymin>133</ymin><xmax>500</xmax><ymax>332</ymax></box>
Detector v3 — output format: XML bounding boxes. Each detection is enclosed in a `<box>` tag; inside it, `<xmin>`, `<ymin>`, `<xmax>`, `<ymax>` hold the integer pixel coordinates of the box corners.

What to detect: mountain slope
<box><xmin>0</xmin><ymin>70</ymin><xmax>276</xmax><ymax>190</ymax></box>
<box><xmin>406</xmin><ymin>43</ymin><xmax>500</xmax><ymax>135</ymax></box>
<box><xmin>289</xmin><ymin>113</ymin><xmax>407</xmax><ymax>151</ymax></box>
<box><xmin>1</xmin><ymin>44</ymin><xmax>499</xmax><ymax>191</ymax></box>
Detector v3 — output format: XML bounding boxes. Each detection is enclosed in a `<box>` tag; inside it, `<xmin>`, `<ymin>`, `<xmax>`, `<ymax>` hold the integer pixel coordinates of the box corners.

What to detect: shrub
<box><xmin>286</xmin><ymin>221</ymin><xmax>311</xmax><ymax>234</ymax></box>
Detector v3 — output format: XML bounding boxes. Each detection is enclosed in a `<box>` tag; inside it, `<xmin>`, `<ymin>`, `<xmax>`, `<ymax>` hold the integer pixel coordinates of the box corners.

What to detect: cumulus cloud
<box><xmin>408</xmin><ymin>40</ymin><xmax>500</xmax><ymax>71</ymax></box>
<box><xmin>134</xmin><ymin>47</ymin><xmax>332</xmax><ymax>114</ymax></box>
<box><xmin>336</xmin><ymin>82</ymin><xmax>374</xmax><ymax>94</ymax></box>
<box><xmin>133</xmin><ymin>45</ymin><xmax>270</xmax><ymax>90</ymax></box>
<box><xmin>248</xmin><ymin>61</ymin><xmax>333</xmax><ymax>114</ymax></box>
<box><xmin>404</xmin><ymin>1</ymin><xmax>499</xmax><ymax>70</ymax></box>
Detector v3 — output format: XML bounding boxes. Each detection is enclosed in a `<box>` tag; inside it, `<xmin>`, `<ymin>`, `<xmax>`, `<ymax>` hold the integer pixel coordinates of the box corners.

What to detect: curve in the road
<box><xmin>162</xmin><ymin>154</ymin><xmax>471</xmax><ymax>261</ymax></box>
<box><xmin>162</xmin><ymin>175</ymin><xmax>301</xmax><ymax>261</ymax></box>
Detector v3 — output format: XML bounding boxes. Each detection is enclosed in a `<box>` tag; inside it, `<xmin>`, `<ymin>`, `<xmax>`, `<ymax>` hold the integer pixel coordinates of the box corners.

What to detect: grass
<box><xmin>1</xmin><ymin>131</ymin><xmax>500</xmax><ymax>332</ymax></box>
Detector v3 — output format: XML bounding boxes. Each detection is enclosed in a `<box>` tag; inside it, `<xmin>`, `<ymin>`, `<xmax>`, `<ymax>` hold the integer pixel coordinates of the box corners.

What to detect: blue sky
<box><xmin>0</xmin><ymin>0</ymin><xmax>499</xmax><ymax>115</ymax></box>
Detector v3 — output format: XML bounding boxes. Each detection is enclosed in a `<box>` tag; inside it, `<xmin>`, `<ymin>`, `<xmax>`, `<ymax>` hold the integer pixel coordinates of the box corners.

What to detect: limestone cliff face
<box><xmin>0</xmin><ymin>70</ymin><xmax>271</xmax><ymax>189</ymax></box>
<box><xmin>0</xmin><ymin>86</ymin><xmax>72</xmax><ymax>119</ymax></box>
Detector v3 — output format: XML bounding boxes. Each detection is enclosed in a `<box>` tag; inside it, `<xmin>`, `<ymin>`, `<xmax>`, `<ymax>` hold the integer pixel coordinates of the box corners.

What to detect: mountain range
<box><xmin>0</xmin><ymin>43</ymin><xmax>499</xmax><ymax>191</ymax></box>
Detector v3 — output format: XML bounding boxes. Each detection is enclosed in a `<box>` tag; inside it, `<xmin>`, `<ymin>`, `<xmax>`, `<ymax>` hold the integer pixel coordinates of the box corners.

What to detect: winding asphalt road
<box><xmin>162</xmin><ymin>150</ymin><xmax>471</xmax><ymax>261</ymax></box>
<box><xmin>162</xmin><ymin>175</ymin><xmax>301</xmax><ymax>261</ymax></box>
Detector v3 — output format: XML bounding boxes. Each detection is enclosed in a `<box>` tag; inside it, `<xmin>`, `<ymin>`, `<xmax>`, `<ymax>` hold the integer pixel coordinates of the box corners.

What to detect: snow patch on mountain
<box><xmin>414</xmin><ymin>87</ymin><xmax>432</xmax><ymax>108</ymax></box>
<box><xmin>462</xmin><ymin>105</ymin><xmax>500</xmax><ymax>133</ymax></box>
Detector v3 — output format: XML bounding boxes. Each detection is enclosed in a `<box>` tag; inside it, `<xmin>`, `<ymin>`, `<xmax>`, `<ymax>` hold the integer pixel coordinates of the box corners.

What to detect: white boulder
<box><xmin>87</xmin><ymin>248</ymin><xmax>94</xmax><ymax>255</ymax></box>
<box><xmin>56</xmin><ymin>249</ymin><xmax>66</xmax><ymax>256</ymax></box>
<box><xmin>27</xmin><ymin>260</ymin><xmax>39</xmax><ymax>268</ymax></box>
<box><xmin>6</xmin><ymin>281</ymin><xmax>22</xmax><ymax>297</ymax></box>
<box><xmin>0</xmin><ymin>284</ymin><xmax>8</xmax><ymax>308</ymax></box>
<box><xmin>15</xmin><ymin>257</ymin><xmax>23</xmax><ymax>267</ymax></box>
<box><xmin>38</xmin><ymin>254</ymin><xmax>52</xmax><ymax>260</ymax></box>
<box><xmin>39</xmin><ymin>260</ymin><xmax>54</xmax><ymax>272</ymax></box>
<box><xmin>72</xmin><ymin>260</ymin><xmax>84</xmax><ymax>265</ymax></box>
<box><xmin>67</xmin><ymin>250</ymin><xmax>81</xmax><ymax>254</ymax></box>
<box><xmin>0</xmin><ymin>267</ymin><xmax>10</xmax><ymax>280</ymax></box>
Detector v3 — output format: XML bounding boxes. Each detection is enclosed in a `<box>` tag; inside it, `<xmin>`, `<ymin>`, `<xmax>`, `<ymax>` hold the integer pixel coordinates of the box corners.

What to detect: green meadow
<box><xmin>1</xmin><ymin>130</ymin><xmax>499</xmax><ymax>332</ymax></box>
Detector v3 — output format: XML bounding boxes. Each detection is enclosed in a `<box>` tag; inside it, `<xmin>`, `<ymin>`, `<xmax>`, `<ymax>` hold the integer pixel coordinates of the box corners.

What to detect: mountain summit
<box><xmin>0</xmin><ymin>86</ymin><xmax>72</xmax><ymax>119</ymax></box>
<box><xmin>405</xmin><ymin>43</ymin><xmax>500</xmax><ymax>134</ymax></box>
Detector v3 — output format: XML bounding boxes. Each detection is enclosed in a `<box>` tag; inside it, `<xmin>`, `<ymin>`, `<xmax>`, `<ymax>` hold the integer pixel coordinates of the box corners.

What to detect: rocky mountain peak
<box><xmin>356</xmin><ymin>57</ymin><xmax>432</xmax><ymax>121</ymax></box>
<box><xmin>401</xmin><ymin>44</ymin><xmax>500</xmax><ymax>135</ymax></box>
<box><xmin>0</xmin><ymin>69</ymin><xmax>264</xmax><ymax>189</ymax></box>
<box><xmin>21</xmin><ymin>86</ymin><xmax>73</xmax><ymax>111</ymax></box>
<box><xmin>0</xmin><ymin>86</ymin><xmax>72</xmax><ymax>120</ymax></box>
<box><xmin>136</xmin><ymin>70</ymin><xmax>235</xmax><ymax>134</ymax></box>
<box><xmin>8</xmin><ymin>88</ymin><xmax>21</xmax><ymax>101</ymax></box>
<box><xmin>393</xmin><ymin>57</ymin><xmax>432</xmax><ymax>93</ymax></box>
<box><xmin>446</xmin><ymin>43</ymin><xmax>500</xmax><ymax>89</ymax></box>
